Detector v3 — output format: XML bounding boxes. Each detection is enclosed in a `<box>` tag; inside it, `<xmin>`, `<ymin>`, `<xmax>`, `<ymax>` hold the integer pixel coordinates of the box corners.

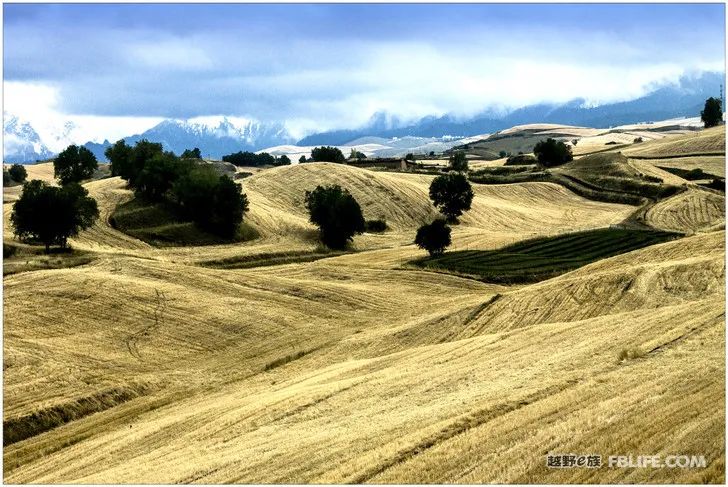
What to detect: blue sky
<box><xmin>3</xmin><ymin>3</ymin><xmax>726</xmax><ymax>141</ymax></box>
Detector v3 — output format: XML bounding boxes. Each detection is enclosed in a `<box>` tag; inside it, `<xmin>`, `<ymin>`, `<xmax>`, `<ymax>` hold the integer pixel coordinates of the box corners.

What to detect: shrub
<box><xmin>533</xmin><ymin>138</ymin><xmax>573</xmax><ymax>167</ymax></box>
<box><xmin>415</xmin><ymin>219</ymin><xmax>451</xmax><ymax>256</ymax></box>
<box><xmin>405</xmin><ymin>153</ymin><xmax>415</xmax><ymax>161</ymax></box>
<box><xmin>311</xmin><ymin>146</ymin><xmax>345</xmax><ymax>163</ymax></box>
<box><xmin>505</xmin><ymin>154</ymin><xmax>537</xmax><ymax>165</ymax></box>
<box><xmin>701</xmin><ymin>97</ymin><xmax>723</xmax><ymax>128</ymax></box>
<box><xmin>365</xmin><ymin>218</ymin><xmax>387</xmax><ymax>232</ymax></box>
<box><xmin>3</xmin><ymin>170</ymin><xmax>10</xmax><ymax>186</ymax></box>
<box><xmin>54</xmin><ymin>145</ymin><xmax>98</xmax><ymax>185</ymax></box>
<box><xmin>498</xmin><ymin>150</ymin><xmax>508</xmax><ymax>158</ymax></box>
<box><xmin>304</xmin><ymin>184</ymin><xmax>365</xmax><ymax>249</ymax></box>
<box><xmin>8</xmin><ymin>164</ymin><xmax>27</xmax><ymax>183</ymax></box>
<box><xmin>429</xmin><ymin>151</ymin><xmax>435</xmax><ymax>157</ymax></box>
<box><xmin>299</xmin><ymin>155</ymin><xmax>307</xmax><ymax>164</ymax></box>
<box><xmin>605</xmin><ymin>141</ymin><xmax>618</xmax><ymax>145</ymax></box>
<box><xmin>617</xmin><ymin>347</ymin><xmax>645</xmax><ymax>363</ymax></box>
<box><xmin>633</xmin><ymin>137</ymin><xmax>643</xmax><ymax>143</ymax></box>
<box><xmin>173</xmin><ymin>167</ymin><xmax>249</xmax><ymax>238</ymax></box>
<box><xmin>11</xmin><ymin>180</ymin><xmax>99</xmax><ymax>252</ymax></box>
<box><xmin>449</xmin><ymin>151</ymin><xmax>468</xmax><ymax>172</ymax></box>
<box><xmin>429</xmin><ymin>173</ymin><xmax>474</xmax><ymax>223</ymax></box>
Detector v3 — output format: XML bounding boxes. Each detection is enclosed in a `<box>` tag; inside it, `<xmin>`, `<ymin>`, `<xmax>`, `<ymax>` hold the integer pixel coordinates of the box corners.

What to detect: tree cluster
<box><xmin>11</xmin><ymin>180</ymin><xmax>99</xmax><ymax>252</ymax></box>
<box><xmin>105</xmin><ymin>139</ymin><xmax>249</xmax><ymax>237</ymax></box>
<box><xmin>311</xmin><ymin>146</ymin><xmax>346</xmax><ymax>163</ymax></box>
<box><xmin>533</xmin><ymin>138</ymin><xmax>573</xmax><ymax>167</ymax></box>
<box><xmin>181</xmin><ymin>147</ymin><xmax>202</xmax><ymax>159</ymax></box>
<box><xmin>222</xmin><ymin>151</ymin><xmax>277</xmax><ymax>167</ymax></box>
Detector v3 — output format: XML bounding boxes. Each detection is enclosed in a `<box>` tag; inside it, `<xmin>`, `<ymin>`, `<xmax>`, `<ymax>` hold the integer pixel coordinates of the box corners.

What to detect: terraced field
<box><xmin>3</xmin><ymin>126</ymin><xmax>725</xmax><ymax>483</ymax></box>
<box><xmin>411</xmin><ymin>228</ymin><xmax>680</xmax><ymax>283</ymax></box>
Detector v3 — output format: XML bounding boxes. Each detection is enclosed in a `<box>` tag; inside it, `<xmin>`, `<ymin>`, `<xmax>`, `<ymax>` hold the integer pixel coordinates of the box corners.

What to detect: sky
<box><xmin>3</xmin><ymin>3</ymin><xmax>726</xmax><ymax>143</ymax></box>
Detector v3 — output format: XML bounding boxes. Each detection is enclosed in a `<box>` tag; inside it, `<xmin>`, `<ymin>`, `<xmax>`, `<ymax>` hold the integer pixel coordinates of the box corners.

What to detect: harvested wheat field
<box><xmin>3</xmin><ymin>126</ymin><xmax>726</xmax><ymax>484</ymax></box>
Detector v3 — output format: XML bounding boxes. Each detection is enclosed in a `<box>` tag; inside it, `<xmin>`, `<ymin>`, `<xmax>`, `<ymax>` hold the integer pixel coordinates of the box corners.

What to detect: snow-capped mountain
<box><xmin>3</xmin><ymin>114</ymin><xmax>56</xmax><ymax>163</ymax></box>
<box><xmin>3</xmin><ymin>115</ymin><xmax>296</xmax><ymax>163</ymax></box>
<box><xmin>119</xmin><ymin>117</ymin><xmax>295</xmax><ymax>160</ymax></box>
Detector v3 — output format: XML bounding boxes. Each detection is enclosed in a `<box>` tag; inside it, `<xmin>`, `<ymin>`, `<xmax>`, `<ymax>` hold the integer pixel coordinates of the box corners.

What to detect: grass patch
<box><xmin>3</xmin><ymin>384</ymin><xmax>148</xmax><ymax>446</ymax></box>
<box><xmin>110</xmin><ymin>197</ymin><xmax>259</xmax><ymax>247</ymax></box>
<box><xmin>410</xmin><ymin>228</ymin><xmax>680</xmax><ymax>284</ymax></box>
<box><xmin>3</xmin><ymin>244</ymin><xmax>95</xmax><ymax>276</ymax></box>
<box><xmin>656</xmin><ymin>166</ymin><xmax>721</xmax><ymax>181</ymax></box>
<box><xmin>200</xmin><ymin>249</ymin><xmax>347</xmax><ymax>270</ymax></box>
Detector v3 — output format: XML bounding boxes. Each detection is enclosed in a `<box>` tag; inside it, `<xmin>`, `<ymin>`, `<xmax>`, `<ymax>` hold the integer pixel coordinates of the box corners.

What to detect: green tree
<box><xmin>449</xmin><ymin>151</ymin><xmax>468</xmax><ymax>171</ymax></box>
<box><xmin>8</xmin><ymin>164</ymin><xmax>27</xmax><ymax>183</ymax></box>
<box><xmin>173</xmin><ymin>167</ymin><xmax>249</xmax><ymax>238</ymax></box>
<box><xmin>311</xmin><ymin>146</ymin><xmax>346</xmax><ymax>163</ymax></box>
<box><xmin>304</xmin><ymin>184</ymin><xmax>365</xmax><ymax>249</ymax></box>
<box><xmin>105</xmin><ymin>139</ymin><xmax>133</xmax><ymax>178</ymax></box>
<box><xmin>429</xmin><ymin>173</ymin><xmax>474</xmax><ymax>223</ymax></box>
<box><xmin>54</xmin><ymin>145</ymin><xmax>98</xmax><ymax>185</ymax></box>
<box><xmin>415</xmin><ymin>219</ymin><xmax>451</xmax><ymax>256</ymax></box>
<box><xmin>11</xmin><ymin>180</ymin><xmax>99</xmax><ymax>252</ymax></box>
<box><xmin>533</xmin><ymin>138</ymin><xmax>573</xmax><ymax>167</ymax></box>
<box><xmin>701</xmin><ymin>97</ymin><xmax>723</xmax><ymax>128</ymax></box>
<box><xmin>405</xmin><ymin>153</ymin><xmax>415</xmax><ymax>161</ymax></box>
<box><xmin>299</xmin><ymin>155</ymin><xmax>307</xmax><ymax>164</ymax></box>
<box><xmin>135</xmin><ymin>152</ymin><xmax>191</xmax><ymax>201</ymax></box>
<box><xmin>276</xmin><ymin>155</ymin><xmax>292</xmax><ymax>166</ymax></box>
<box><xmin>3</xmin><ymin>170</ymin><xmax>10</xmax><ymax>186</ymax></box>
<box><xmin>181</xmin><ymin>147</ymin><xmax>202</xmax><ymax>159</ymax></box>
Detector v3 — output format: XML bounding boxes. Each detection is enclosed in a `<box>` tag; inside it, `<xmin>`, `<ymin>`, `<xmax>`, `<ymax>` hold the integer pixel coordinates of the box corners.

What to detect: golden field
<box><xmin>2</xmin><ymin>126</ymin><xmax>726</xmax><ymax>483</ymax></box>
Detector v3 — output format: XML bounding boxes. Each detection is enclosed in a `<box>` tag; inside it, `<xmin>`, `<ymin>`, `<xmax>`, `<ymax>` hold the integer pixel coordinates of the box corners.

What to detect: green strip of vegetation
<box><xmin>655</xmin><ymin>166</ymin><xmax>722</xmax><ymax>181</ymax></box>
<box><xmin>199</xmin><ymin>249</ymin><xmax>347</xmax><ymax>270</ymax></box>
<box><xmin>110</xmin><ymin>197</ymin><xmax>258</xmax><ymax>247</ymax></box>
<box><xmin>410</xmin><ymin>228</ymin><xmax>680</xmax><ymax>284</ymax></box>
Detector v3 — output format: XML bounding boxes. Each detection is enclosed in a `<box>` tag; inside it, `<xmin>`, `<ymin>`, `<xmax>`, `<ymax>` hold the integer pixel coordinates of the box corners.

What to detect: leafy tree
<box><xmin>429</xmin><ymin>151</ymin><xmax>435</xmax><ymax>157</ymax></box>
<box><xmin>105</xmin><ymin>139</ymin><xmax>133</xmax><ymax>178</ymax></box>
<box><xmin>135</xmin><ymin>152</ymin><xmax>191</xmax><ymax>201</ymax></box>
<box><xmin>415</xmin><ymin>219</ymin><xmax>451</xmax><ymax>256</ymax></box>
<box><xmin>3</xmin><ymin>170</ymin><xmax>10</xmax><ymax>186</ymax></box>
<box><xmin>405</xmin><ymin>153</ymin><xmax>415</xmax><ymax>161</ymax></box>
<box><xmin>533</xmin><ymin>138</ymin><xmax>573</xmax><ymax>167</ymax></box>
<box><xmin>8</xmin><ymin>164</ymin><xmax>27</xmax><ymax>183</ymax></box>
<box><xmin>349</xmin><ymin>149</ymin><xmax>367</xmax><ymax>160</ymax></box>
<box><xmin>11</xmin><ymin>180</ymin><xmax>99</xmax><ymax>252</ymax></box>
<box><xmin>449</xmin><ymin>151</ymin><xmax>468</xmax><ymax>171</ymax></box>
<box><xmin>701</xmin><ymin>97</ymin><xmax>723</xmax><ymax>128</ymax></box>
<box><xmin>429</xmin><ymin>173</ymin><xmax>474</xmax><ymax>223</ymax></box>
<box><xmin>311</xmin><ymin>146</ymin><xmax>345</xmax><ymax>163</ymax></box>
<box><xmin>54</xmin><ymin>145</ymin><xmax>98</xmax><ymax>185</ymax></box>
<box><xmin>299</xmin><ymin>155</ymin><xmax>307</xmax><ymax>164</ymax></box>
<box><xmin>304</xmin><ymin>184</ymin><xmax>365</xmax><ymax>249</ymax></box>
<box><xmin>276</xmin><ymin>154</ymin><xmax>292</xmax><ymax>166</ymax></box>
<box><xmin>498</xmin><ymin>150</ymin><xmax>508</xmax><ymax>158</ymax></box>
<box><xmin>181</xmin><ymin>147</ymin><xmax>202</xmax><ymax>159</ymax></box>
<box><xmin>173</xmin><ymin>167</ymin><xmax>248</xmax><ymax>237</ymax></box>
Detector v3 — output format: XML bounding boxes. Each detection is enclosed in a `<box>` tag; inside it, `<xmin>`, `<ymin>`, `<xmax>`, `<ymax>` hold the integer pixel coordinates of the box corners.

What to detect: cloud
<box><xmin>3</xmin><ymin>4</ymin><xmax>725</xmax><ymax>141</ymax></box>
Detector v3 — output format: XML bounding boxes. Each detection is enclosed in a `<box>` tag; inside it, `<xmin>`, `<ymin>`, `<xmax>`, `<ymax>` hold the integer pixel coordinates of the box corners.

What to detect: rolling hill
<box><xmin>3</xmin><ymin>123</ymin><xmax>725</xmax><ymax>483</ymax></box>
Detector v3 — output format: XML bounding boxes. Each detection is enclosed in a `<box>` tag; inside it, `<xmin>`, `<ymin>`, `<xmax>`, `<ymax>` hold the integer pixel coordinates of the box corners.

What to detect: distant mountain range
<box><xmin>3</xmin><ymin>71</ymin><xmax>724</xmax><ymax>163</ymax></box>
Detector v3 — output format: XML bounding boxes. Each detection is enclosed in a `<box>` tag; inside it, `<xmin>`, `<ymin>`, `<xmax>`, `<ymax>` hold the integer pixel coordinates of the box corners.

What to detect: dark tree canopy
<box><xmin>311</xmin><ymin>146</ymin><xmax>346</xmax><ymax>163</ymax></box>
<box><xmin>54</xmin><ymin>145</ymin><xmax>98</xmax><ymax>185</ymax></box>
<box><xmin>429</xmin><ymin>173</ymin><xmax>474</xmax><ymax>223</ymax></box>
<box><xmin>173</xmin><ymin>167</ymin><xmax>249</xmax><ymax>238</ymax></box>
<box><xmin>299</xmin><ymin>155</ymin><xmax>307</xmax><ymax>164</ymax></box>
<box><xmin>533</xmin><ymin>138</ymin><xmax>573</xmax><ymax>167</ymax></box>
<box><xmin>449</xmin><ymin>151</ymin><xmax>468</xmax><ymax>171</ymax></box>
<box><xmin>135</xmin><ymin>151</ymin><xmax>192</xmax><ymax>201</ymax></box>
<box><xmin>105</xmin><ymin>139</ymin><xmax>165</xmax><ymax>187</ymax></box>
<box><xmin>304</xmin><ymin>184</ymin><xmax>365</xmax><ymax>249</ymax></box>
<box><xmin>405</xmin><ymin>153</ymin><xmax>415</xmax><ymax>161</ymax></box>
<box><xmin>415</xmin><ymin>219</ymin><xmax>452</xmax><ymax>256</ymax></box>
<box><xmin>8</xmin><ymin>164</ymin><xmax>27</xmax><ymax>183</ymax></box>
<box><xmin>222</xmin><ymin>151</ymin><xmax>275</xmax><ymax>167</ymax></box>
<box><xmin>3</xmin><ymin>171</ymin><xmax>10</xmax><ymax>186</ymax></box>
<box><xmin>11</xmin><ymin>180</ymin><xmax>99</xmax><ymax>252</ymax></box>
<box><xmin>276</xmin><ymin>155</ymin><xmax>292</xmax><ymax>166</ymax></box>
<box><xmin>181</xmin><ymin>147</ymin><xmax>202</xmax><ymax>159</ymax></box>
<box><xmin>105</xmin><ymin>139</ymin><xmax>133</xmax><ymax>178</ymax></box>
<box><xmin>701</xmin><ymin>97</ymin><xmax>723</xmax><ymax>128</ymax></box>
